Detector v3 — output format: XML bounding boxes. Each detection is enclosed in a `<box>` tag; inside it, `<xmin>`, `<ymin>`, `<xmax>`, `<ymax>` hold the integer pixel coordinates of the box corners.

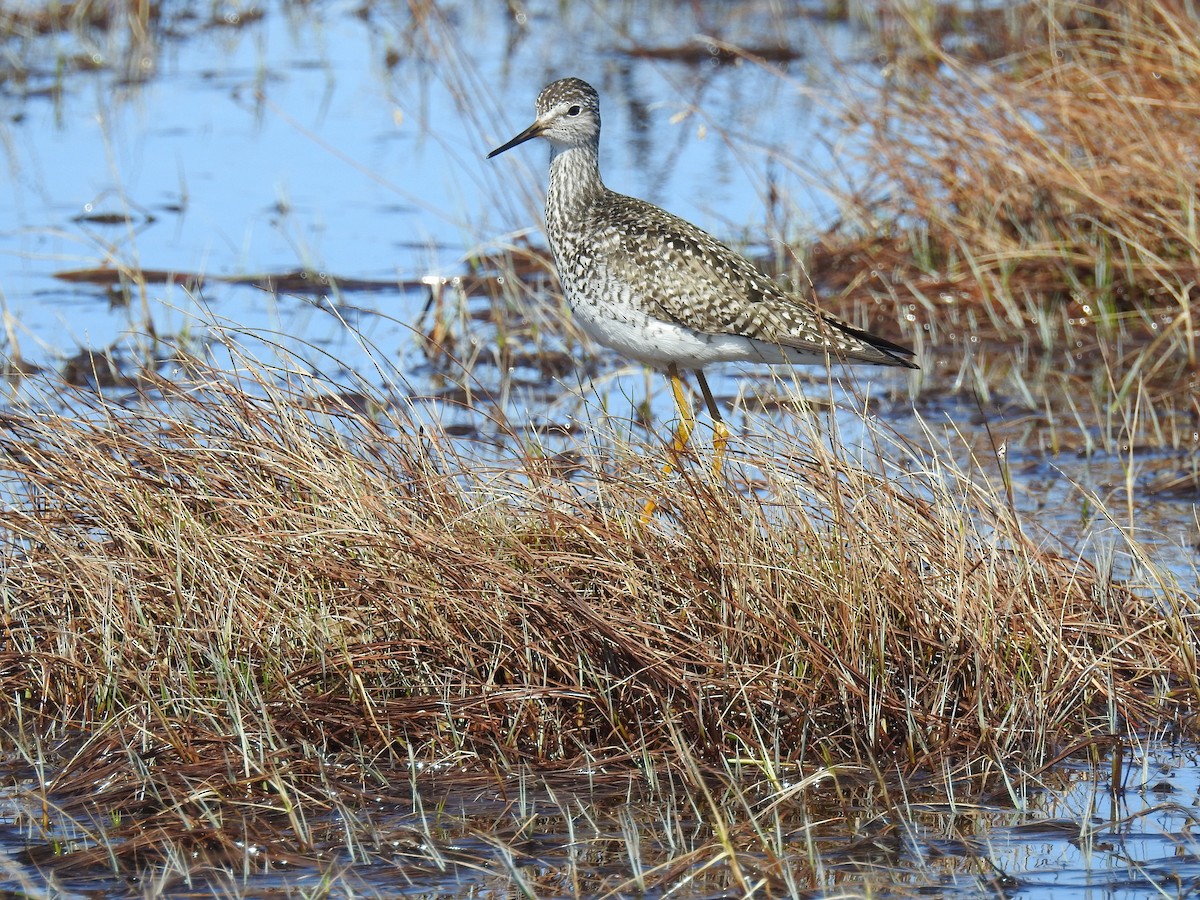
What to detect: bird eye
<box><xmin>567</xmin><ymin>105</ymin><xmax>581</xmax><ymax>117</ymax></box>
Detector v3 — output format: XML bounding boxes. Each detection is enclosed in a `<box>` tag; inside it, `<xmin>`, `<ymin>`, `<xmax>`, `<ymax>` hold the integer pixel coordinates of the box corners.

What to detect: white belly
<box><xmin>567</xmin><ymin>291</ymin><xmax>828</xmax><ymax>369</ymax></box>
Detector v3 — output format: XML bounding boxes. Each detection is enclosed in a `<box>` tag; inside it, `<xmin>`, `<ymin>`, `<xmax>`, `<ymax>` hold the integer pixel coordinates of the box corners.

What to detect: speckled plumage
<box><xmin>489</xmin><ymin>77</ymin><xmax>917</xmax><ymax>374</ymax></box>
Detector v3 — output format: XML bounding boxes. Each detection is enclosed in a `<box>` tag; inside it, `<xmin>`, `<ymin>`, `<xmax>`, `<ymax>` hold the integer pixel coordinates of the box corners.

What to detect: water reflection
<box><xmin>2</xmin><ymin>741</ymin><xmax>1195</xmax><ymax>897</ymax></box>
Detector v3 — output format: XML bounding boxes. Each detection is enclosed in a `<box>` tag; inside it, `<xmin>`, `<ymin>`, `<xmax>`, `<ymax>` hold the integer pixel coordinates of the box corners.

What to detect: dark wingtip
<box><xmin>826</xmin><ymin>316</ymin><xmax>920</xmax><ymax>369</ymax></box>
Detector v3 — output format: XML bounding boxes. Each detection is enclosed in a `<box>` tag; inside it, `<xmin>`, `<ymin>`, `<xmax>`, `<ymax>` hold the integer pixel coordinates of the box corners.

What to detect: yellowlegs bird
<box><xmin>488</xmin><ymin>77</ymin><xmax>917</xmax><ymax>487</ymax></box>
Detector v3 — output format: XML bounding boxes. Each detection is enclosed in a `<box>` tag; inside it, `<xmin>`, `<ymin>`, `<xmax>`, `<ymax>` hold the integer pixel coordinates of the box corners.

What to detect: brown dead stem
<box><xmin>0</xmin><ymin>353</ymin><xmax>1194</xmax><ymax>869</ymax></box>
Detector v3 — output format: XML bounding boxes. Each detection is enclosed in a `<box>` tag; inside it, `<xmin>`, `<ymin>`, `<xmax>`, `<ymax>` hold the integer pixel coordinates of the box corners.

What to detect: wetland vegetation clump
<box><xmin>831</xmin><ymin>1</ymin><xmax>1200</xmax><ymax>369</ymax></box>
<box><xmin>0</xmin><ymin>345</ymin><xmax>1196</xmax><ymax>876</ymax></box>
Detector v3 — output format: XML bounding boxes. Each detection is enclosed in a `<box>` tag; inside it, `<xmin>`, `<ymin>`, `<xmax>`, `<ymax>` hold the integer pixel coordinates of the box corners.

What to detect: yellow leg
<box><xmin>641</xmin><ymin>365</ymin><xmax>727</xmax><ymax>522</ymax></box>
<box><xmin>694</xmin><ymin>369</ymin><xmax>728</xmax><ymax>481</ymax></box>
<box><xmin>642</xmin><ymin>366</ymin><xmax>693</xmax><ymax>522</ymax></box>
<box><xmin>711</xmin><ymin>419</ymin><xmax>730</xmax><ymax>481</ymax></box>
<box><xmin>666</xmin><ymin>366</ymin><xmax>697</xmax><ymax>464</ymax></box>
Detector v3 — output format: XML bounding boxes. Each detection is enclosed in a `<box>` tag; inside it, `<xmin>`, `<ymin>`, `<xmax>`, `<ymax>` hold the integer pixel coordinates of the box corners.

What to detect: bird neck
<box><xmin>546</xmin><ymin>142</ymin><xmax>604</xmax><ymax>231</ymax></box>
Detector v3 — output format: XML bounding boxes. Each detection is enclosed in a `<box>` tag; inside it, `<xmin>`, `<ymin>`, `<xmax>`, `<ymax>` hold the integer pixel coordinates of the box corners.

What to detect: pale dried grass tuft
<box><xmin>0</xmin><ymin>347</ymin><xmax>1194</xmax><ymax>869</ymax></box>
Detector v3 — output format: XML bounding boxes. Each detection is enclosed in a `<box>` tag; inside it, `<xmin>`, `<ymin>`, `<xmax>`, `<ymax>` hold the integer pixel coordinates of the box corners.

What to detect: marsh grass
<box><xmin>1</xmin><ymin>0</ymin><xmax>1199</xmax><ymax>889</ymax></box>
<box><xmin>850</xmin><ymin>0</ymin><xmax>1200</xmax><ymax>305</ymax></box>
<box><xmin>0</xmin><ymin>330</ymin><xmax>1195</xmax><ymax>880</ymax></box>
<box><xmin>811</xmin><ymin>0</ymin><xmax>1200</xmax><ymax>454</ymax></box>
<box><xmin>0</xmin><ymin>0</ymin><xmax>267</xmax><ymax>95</ymax></box>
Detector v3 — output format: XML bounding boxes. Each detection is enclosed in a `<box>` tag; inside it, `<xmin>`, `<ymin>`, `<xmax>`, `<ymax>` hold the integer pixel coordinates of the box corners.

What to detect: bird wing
<box><xmin>595</xmin><ymin>193</ymin><xmax>915</xmax><ymax>367</ymax></box>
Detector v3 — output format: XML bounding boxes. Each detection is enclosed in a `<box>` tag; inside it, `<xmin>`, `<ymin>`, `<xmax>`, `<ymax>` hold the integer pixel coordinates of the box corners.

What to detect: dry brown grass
<box><xmin>0</xmin><ymin>342</ymin><xmax>1194</xmax><ymax>873</ymax></box>
<box><xmin>822</xmin><ymin>0</ymin><xmax>1200</xmax><ymax>425</ymax></box>
<box><xmin>2</xmin><ymin>0</ymin><xmax>1199</xmax><ymax>886</ymax></box>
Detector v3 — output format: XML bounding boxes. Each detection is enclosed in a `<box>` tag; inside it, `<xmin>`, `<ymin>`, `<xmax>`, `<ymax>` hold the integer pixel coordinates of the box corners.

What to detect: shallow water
<box><xmin>2</xmin><ymin>741</ymin><xmax>1197</xmax><ymax>897</ymax></box>
<box><xmin>1</xmin><ymin>0</ymin><xmax>1195</xmax><ymax>586</ymax></box>
<box><xmin>0</xmin><ymin>0</ymin><xmax>1197</xmax><ymax>895</ymax></box>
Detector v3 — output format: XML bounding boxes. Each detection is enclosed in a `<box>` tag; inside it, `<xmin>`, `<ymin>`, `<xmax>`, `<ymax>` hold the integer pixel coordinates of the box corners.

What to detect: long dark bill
<box><xmin>487</xmin><ymin>121</ymin><xmax>544</xmax><ymax>158</ymax></box>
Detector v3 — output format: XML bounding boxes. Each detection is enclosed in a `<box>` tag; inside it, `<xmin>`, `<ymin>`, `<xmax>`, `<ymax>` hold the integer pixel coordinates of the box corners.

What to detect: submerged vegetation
<box><xmin>0</xmin><ymin>0</ymin><xmax>1198</xmax><ymax>894</ymax></box>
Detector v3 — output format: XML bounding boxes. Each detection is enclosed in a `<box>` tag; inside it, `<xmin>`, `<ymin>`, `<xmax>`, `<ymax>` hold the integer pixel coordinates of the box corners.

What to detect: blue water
<box><xmin>1</xmin><ymin>0</ymin><xmax>864</xmax><ymax>353</ymax></box>
<box><xmin>0</xmin><ymin>0</ymin><xmax>1196</xmax><ymax>895</ymax></box>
